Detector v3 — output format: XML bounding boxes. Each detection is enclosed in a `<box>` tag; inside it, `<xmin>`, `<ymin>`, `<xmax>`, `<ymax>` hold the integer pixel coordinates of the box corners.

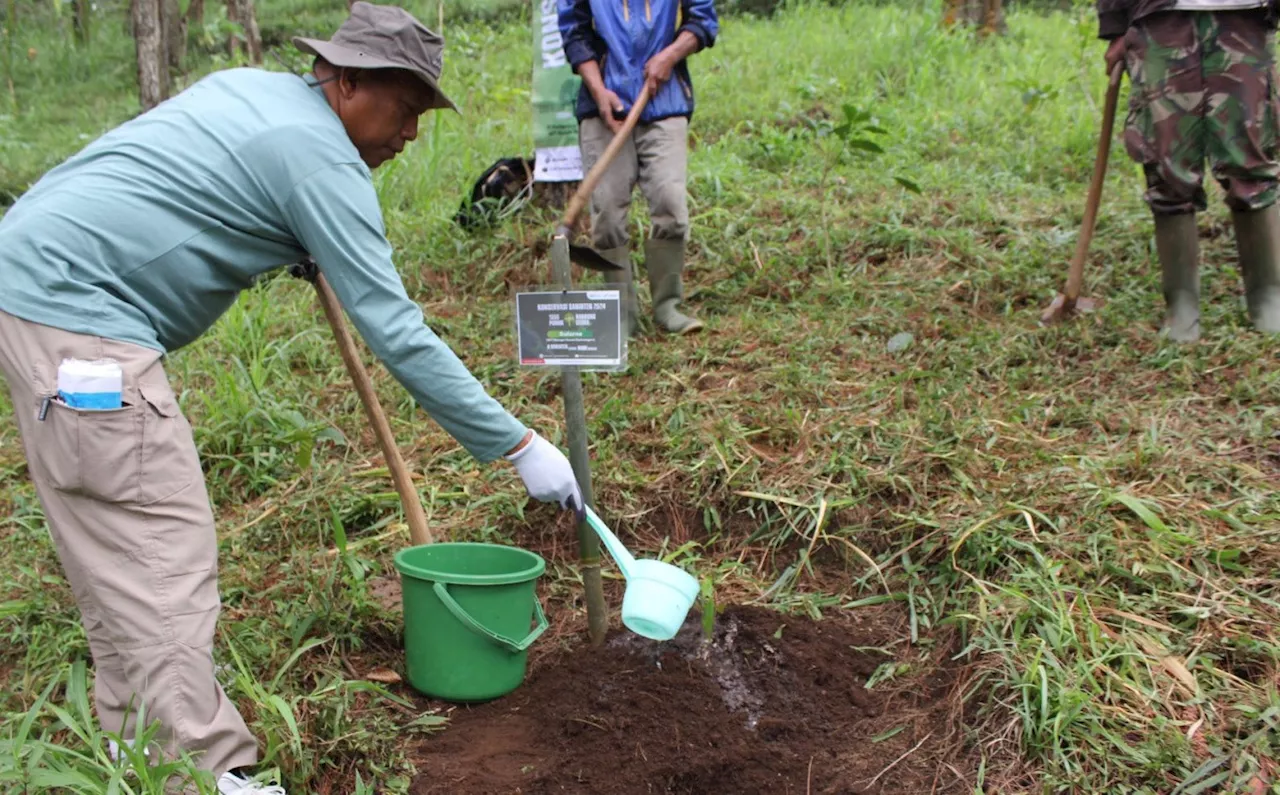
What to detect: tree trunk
<box><xmin>72</xmin><ymin>0</ymin><xmax>91</xmax><ymax>46</ymax></box>
<box><xmin>4</xmin><ymin>0</ymin><xmax>17</xmax><ymax>107</ymax></box>
<box><xmin>981</xmin><ymin>0</ymin><xmax>1004</xmax><ymax>37</ymax></box>
<box><xmin>186</xmin><ymin>0</ymin><xmax>204</xmax><ymax>28</ymax></box>
<box><xmin>241</xmin><ymin>0</ymin><xmax>262</xmax><ymax>64</ymax></box>
<box><xmin>162</xmin><ymin>0</ymin><xmax>185</xmax><ymax>72</ymax></box>
<box><xmin>224</xmin><ymin>0</ymin><xmax>237</xmax><ymax>56</ymax></box>
<box><xmin>131</xmin><ymin>0</ymin><xmax>166</xmax><ymax>111</ymax></box>
<box><xmin>225</xmin><ymin>0</ymin><xmax>262</xmax><ymax>64</ymax></box>
<box><xmin>943</xmin><ymin>0</ymin><xmax>1005</xmax><ymax>35</ymax></box>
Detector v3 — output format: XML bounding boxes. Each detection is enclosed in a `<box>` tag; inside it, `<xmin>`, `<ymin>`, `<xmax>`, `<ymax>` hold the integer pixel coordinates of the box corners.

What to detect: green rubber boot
<box><xmin>599</xmin><ymin>246</ymin><xmax>638</xmax><ymax>338</ymax></box>
<box><xmin>1154</xmin><ymin>213</ymin><xmax>1200</xmax><ymax>343</ymax></box>
<box><xmin>643</xmin><ymin>238</ymin><xmax>703</xmax><ymax>335</ymax></box>
<box><xmin>1231</xmin><ymin>205</ymin><xmax>1280</xmax><ymax>333</ymax></box>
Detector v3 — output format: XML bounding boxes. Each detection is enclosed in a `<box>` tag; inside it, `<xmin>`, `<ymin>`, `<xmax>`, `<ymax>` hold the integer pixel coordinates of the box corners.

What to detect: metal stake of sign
<box><xmin>549</xmin><ymin>234</ymin><xmax>608</xmax><ymax>646</ymax></box>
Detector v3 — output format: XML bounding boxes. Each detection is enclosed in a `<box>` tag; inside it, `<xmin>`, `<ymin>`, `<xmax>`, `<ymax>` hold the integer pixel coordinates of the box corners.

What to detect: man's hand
<box><xmin>1105</xmin><ymin>37</ymin><xmax>1126</xmax><ymax>76</ymax></box>
<box><xmin>643</xmin><ymin>51</ymin><xmax>676</xmax><ymax>98</ymax></box>
<box><xmin>592</xmin><ymin>87</ymin><xmax>626</xmax><ymax>135</ymax></box>
<box><xmin>644</xmin><ymin>30</ymin><xmax>701</xmax><ymax>99</ymax></box>
<box><xmin>506</xmin><ymin>431</ymin><xmax>584</xmax><ymax>515</ymax></box>
<box><xmin>577</xmin><ymin>60</ymin><xmax>626</xmax><ymax>135</ymax></box>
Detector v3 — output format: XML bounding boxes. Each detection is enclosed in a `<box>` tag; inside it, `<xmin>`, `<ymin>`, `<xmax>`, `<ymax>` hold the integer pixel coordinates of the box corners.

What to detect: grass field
<box><xmin>3</xmin><ymin>0</ymin><xmax>1280</xmax><ymax>792</ymax></box>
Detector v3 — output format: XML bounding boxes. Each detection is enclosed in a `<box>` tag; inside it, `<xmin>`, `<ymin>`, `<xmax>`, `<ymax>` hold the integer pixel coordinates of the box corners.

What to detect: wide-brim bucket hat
<box><xmin>293</xmin><ymin>1</ymin><xmax>459</xmax><ymax>112</ymax></box>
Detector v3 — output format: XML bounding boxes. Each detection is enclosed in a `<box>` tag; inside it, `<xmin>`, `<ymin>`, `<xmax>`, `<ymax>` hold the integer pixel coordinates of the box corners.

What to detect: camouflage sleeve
<box><xmin>1096</xmin><ymin>0</ymin><xmax>1132</xmax><ymax>40</ymax></box>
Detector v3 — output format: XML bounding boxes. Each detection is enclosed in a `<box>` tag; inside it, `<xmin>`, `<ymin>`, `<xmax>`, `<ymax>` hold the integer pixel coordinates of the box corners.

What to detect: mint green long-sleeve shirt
<box><xmin>0</xmin><ymin>67</ymin><xmax>527</xmax><ymax>462</ymax></box>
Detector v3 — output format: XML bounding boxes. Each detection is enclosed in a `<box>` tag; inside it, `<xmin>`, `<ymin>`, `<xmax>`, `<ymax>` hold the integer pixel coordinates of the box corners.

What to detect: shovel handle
<box><xmin>559</xmin><ymin>84</ymin><xmax>653</xmax><ymax>233</ymax></box>
<box><xmin>1065</xmin><ymin>61</ymin><xmax>1125</xmax><ymax>303</ymax></box>
<box><xmin>312</xmin><ymin>273</ymin><xmax>433</xmax><ymax>548</ymax></box>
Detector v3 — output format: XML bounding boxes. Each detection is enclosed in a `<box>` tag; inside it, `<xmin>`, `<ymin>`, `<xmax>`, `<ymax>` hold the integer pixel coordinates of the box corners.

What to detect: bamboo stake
<box><xmin>550</xmin><ymin>235</ymin><xmax>607</xmax><ymax>646</ymax></box>
<box><xmin>542</xmin><ymin>88</ymin><xmax>650</xmax><ymax>647</ymax></box>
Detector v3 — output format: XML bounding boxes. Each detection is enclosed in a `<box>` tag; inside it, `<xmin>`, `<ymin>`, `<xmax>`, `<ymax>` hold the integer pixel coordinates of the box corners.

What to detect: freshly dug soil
<box><xmin>412</xmin><ymin>605</ymin><xmax>966</xmax><ymax>794</ymax></box>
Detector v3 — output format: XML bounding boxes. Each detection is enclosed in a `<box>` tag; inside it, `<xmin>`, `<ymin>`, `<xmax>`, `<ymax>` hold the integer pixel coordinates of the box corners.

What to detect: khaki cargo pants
<box><xmin>580</xmin><ymin>115</ymin><xmax>690</xmax><ymax>249</ymax></box>
<box><xmin>0</xmin><ymin>309</ymin><xmax>257</xmax><ymax>776</ymax></box>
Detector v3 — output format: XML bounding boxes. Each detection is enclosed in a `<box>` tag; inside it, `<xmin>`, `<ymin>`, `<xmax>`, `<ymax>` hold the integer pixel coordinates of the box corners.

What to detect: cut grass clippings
<box><xmin>2</xmin><ymin>0</ymin><xmax>1279</xmax><ymax>792</ymax></box>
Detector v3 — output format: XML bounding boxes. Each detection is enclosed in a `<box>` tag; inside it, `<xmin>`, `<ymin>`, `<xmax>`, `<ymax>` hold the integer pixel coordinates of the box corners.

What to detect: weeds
<box><xmin>0</xmin><ymin>661</ymin><xmax>220</xmax><ymax>793</ymax></box>
<box><xmin>3</xmin><ymin>0</ymin><xmax>1280</xmax><ymax>792</ymax></box>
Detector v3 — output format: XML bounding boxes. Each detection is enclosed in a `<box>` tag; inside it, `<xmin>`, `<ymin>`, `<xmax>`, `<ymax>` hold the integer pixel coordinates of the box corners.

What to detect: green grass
<box><xmin>4</xmin><ymin>0</ymin><xmax>1280</xmax><ymax>792</ymax></box>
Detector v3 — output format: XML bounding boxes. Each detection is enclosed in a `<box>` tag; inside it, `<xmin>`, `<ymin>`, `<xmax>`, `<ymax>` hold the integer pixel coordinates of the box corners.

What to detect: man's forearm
<box><xmin>577</xmin><ymin>59</ymin><xmax>608</xmax><ymax>98</ymax></box>
<box><xmin>662</xmin><ymin>30</ymin><xmax>701</xmax><ymax>63</ymax></box>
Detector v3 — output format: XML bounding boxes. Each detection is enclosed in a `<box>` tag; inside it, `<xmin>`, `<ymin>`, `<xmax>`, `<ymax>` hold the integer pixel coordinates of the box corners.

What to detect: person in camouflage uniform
<box><xmin>1098</xmin><ymin>0</ymin><xmax>1280</xmax><ymax>341</ymax></box>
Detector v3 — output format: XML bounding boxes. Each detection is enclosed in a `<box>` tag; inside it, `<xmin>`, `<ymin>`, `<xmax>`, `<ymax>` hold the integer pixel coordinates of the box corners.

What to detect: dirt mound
<box><xmin>412</xmin><ymin>605</ymin><xmax>967</xmax><ymax>794</ymax></box>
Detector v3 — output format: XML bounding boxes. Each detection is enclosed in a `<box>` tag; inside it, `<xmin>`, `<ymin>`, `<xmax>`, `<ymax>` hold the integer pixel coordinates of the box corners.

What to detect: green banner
<box><xmin>532</xmin><ymin>0</ymin><xmax>583</xmax><ymax>181</ymax></box>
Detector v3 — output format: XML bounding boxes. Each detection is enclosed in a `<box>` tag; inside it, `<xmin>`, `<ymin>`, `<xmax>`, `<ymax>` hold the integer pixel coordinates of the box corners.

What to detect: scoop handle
<box><xmin>584</xmin><ymin>506</ymin><xmax>636</xmax><ymax>579</ymax></box>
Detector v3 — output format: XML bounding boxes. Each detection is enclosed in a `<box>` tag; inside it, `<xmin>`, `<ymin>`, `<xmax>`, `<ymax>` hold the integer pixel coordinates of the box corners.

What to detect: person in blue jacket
<box><xmin>558</xmin><ymin>0</ymin><xmax>719</xmax><ymax>336</ymax></box>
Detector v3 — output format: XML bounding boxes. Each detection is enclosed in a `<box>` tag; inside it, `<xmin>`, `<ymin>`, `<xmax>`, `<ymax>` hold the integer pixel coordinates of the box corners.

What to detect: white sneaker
<box><xmin>216</xmin><ymin>771</ymin><xmax>286</xmax><ymax>794</ymax></box>
<box><xmin>106</xmin><ymin>738</ymin><xmax>149</xmax><ymax>762</ymax></box>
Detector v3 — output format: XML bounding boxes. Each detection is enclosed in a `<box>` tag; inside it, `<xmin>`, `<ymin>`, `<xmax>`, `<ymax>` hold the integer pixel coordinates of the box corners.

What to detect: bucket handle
<box><xmin>433</xmin><ymin>582</ymin><xmax>548</xmax><ymax>654</ymax></box>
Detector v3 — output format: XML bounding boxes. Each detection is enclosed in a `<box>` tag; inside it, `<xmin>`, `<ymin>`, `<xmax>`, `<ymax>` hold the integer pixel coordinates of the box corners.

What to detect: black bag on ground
<box><xmin>454</xmin><ymin>157</ymin><xmax>535</xmax><ymax>230</ymax></box>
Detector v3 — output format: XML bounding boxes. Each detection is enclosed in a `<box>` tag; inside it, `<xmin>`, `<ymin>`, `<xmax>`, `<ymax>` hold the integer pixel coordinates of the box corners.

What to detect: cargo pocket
<box><xmin>36</xmin><ymin>398</ymin><xmax>144</xmax><ymax>504</ymax></box>
<box><xmin>166</xmin><ymin>567</ymin><xmax>221</xmax><ymax>647</ymax></box>
<box><xmin>1122</xmin><ymin>28</ymin><xmax>1158</xmax><ymax>168</ymax></box>
<box><xmin>138</xmin><ymin>381</ymin><xmax>197</xmax><ymax>505</ymax></box>
<box><xmin>90</xmin><ymin>549</ymin><xmax>167</xmax><ymax>650</ymax></box>
<box><xmin>1263</xmin><ymin>68</ymin><xmax>1280</xmax><ymax>161</ymax></box>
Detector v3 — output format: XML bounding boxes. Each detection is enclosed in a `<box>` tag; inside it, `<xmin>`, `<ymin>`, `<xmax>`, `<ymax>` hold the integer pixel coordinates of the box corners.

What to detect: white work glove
<box><xmin>506</xmin><ymin>432</ymin><xmax>584</xmax><ymax>515</ymax></box>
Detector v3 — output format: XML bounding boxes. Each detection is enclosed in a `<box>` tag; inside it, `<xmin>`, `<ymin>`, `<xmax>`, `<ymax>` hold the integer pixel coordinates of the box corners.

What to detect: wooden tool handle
<box><xmin>559</xmin><ymin>84</ymin><xmax>653</xmax><ymax>233</ymax></box>
<box><xmin>313</xmin><ymin>273</ymin><xmax>433</xmax><ymax>547</ymax></box>
<box><xmin>1065</xmin><ymin>62</ymin><xmax>1124</xmax><ymax>302</ymax></box>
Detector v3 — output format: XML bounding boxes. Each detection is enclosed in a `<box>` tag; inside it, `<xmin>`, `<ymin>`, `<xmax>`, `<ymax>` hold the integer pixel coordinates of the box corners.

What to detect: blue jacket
<box><xmin>558</xmin><ymin>0</ymin><xmax>718</xmax><ymax>124</ymax></box>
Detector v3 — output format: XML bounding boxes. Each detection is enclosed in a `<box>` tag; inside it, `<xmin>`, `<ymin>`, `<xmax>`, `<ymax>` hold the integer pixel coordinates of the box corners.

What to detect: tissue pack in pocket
<box><xmin>57</xmin><ymin>359</ymin><xmax>124</xmax><ymax>409</ymax></box>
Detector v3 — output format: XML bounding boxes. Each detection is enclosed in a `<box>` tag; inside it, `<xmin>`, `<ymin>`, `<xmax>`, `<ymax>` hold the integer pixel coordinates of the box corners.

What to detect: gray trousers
<box><xmin>579</xmin><ymin>115</ymin><xmax>690</xmax><ymax>249</ymax></box>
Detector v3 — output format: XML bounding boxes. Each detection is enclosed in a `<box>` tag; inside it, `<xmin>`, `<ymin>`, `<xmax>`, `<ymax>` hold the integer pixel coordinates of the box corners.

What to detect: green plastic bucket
<box><xmin>393</xmin><ymin>542</ymin><xmax>548</xmax><ymax>702</ymax></box>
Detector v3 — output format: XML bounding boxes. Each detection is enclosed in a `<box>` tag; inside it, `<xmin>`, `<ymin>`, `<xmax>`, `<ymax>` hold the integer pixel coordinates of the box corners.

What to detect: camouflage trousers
<box><xmin>1124</xmin><ymin>10</ymin><xmax>1280</xmax><ymax>215</ymax></box>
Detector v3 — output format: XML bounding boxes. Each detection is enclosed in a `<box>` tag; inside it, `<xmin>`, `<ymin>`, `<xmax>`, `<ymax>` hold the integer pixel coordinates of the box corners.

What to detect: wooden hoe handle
<box><xmin>1065</xmin><ymin>62</ymin><xmax>1125</xmax><ymax>302</ymax></box>
<box><xmin>559</xmin><ymin>84</ymin><xmax>654</xmax><ymax>233</ymax></box>
<box><xmin>312</xmin><ymin>272</ymin><xmax>433</xmax><ymax>548</ymax></box>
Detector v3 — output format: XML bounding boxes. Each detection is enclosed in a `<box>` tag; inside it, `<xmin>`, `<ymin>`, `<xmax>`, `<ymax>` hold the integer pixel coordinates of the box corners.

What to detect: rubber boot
<box><xmin>599</xmin><ymin>246</ymin><xmax>638</xmax><ymax>338</ymax></box>
<box><xmin>1154</xmin><ymin>212</ymin><xmax>1201</xmax><ymax>343</ymax></box>
<box><xmin>643</xmin><ymin>238</ymin><xmax>703</xmax><ymax>334</ymax></box>
<box><xmin>1231</xmin><ymin>205</ymin><xmax>1280</xmax><ymax>333</ymax></box>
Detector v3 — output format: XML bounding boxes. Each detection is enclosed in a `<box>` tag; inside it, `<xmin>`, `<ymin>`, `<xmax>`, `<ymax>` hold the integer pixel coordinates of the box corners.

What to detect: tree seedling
<box><xmin>815</xmin><ymin>102</ymin><xmax>920</xmax><ymax>271</ymax></box>
<box><xmin>699</xmin><ymin>575</ymin><xmax>716</xmax><ymax>645</ymax></box>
